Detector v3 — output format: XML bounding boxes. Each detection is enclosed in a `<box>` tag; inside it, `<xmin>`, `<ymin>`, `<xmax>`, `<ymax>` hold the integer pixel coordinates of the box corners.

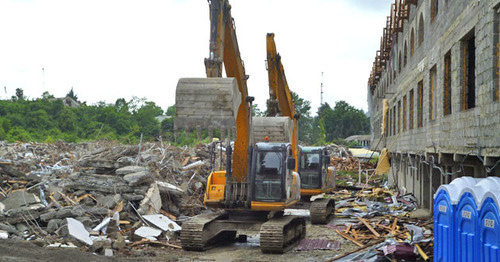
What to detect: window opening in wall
<box><xmin>398</xmin><ymin>100</ymin><xmax>401</xmax><ymax>133</ymax></box>
<box><xmin>410</xmin><ymin>29</ymin><xmax>415</xmax><ymax>56</ymax></box>
<box><xmin>418</xmin><ymin>81</ymin><xmax>423</xmax><ymax>127</ymax></box>
<box><xmin>404</xmin><ymin>42</ymin><xmax>408</xmax><ymax>66</ymax></box>
<box><xmin>430</xmin><ymin>65</ymin><xmax>437</xmax><ymax>120</ymax></box>
<box><xmin>431</xmin><ymin>0</ymin><xmax>439</xmax><ymax>22</ymax></box>
<box><xmin>393</xmin><ymin>105</ymin><xmax>397</xmax><ymax>135</ymax></box>
<box><xmin>462</xmin><ymin>31</ymin><xmax>476</xmax><ymax>110</ymax></box>
<box><xmin>403</xmin><ymin>95</ymin><xmax>407</xmax><ymax>132</ymax></box>
<box><xmin>444</xmin><ymin>51</ymin><xmax>452</xmax><ymax>115</ymax></box>
<box><xmin>398</xmin><ymin>52</ymin><xmax>402</xmax><ymax>73</ymax></box>
<box><xmin>388</xmin><ymin>108</ymin><xmax>392</xmax><ymax>136</ymax></box>
<box><xmin>418</xmin><ymin>14</ymin><xmax>424</xmax><ymax>46</ymax></box>
<box><xmin>410</xmin><ymin>89</ymin><xmax>414</xmax><ymax>129</ymax></box>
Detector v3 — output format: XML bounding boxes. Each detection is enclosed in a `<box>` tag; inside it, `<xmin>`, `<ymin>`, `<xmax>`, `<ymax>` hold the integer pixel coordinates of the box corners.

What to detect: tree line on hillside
<box><xmin>0</xmin><ymin>88</ymin><xmax>369</xmax><ymax>145</ymax></box>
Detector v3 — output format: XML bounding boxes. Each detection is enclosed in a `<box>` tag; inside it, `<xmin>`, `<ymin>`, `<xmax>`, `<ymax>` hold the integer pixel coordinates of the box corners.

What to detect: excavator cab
<box><xmin>298</xmin><ymin>146</ymin><xmax>335</xmax><ymax>196</ymax></box>
<box><xmin>250</xmin><ymin>142</ymin><xmax>300</xmax><ymax>208</ymax></box>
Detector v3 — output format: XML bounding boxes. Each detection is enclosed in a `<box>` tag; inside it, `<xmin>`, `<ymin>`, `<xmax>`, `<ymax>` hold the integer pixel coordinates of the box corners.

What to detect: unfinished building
<box><xmin>368</xmin><ymin>0</ymin><xmax>500</xmax><ymax>211</ymax></box>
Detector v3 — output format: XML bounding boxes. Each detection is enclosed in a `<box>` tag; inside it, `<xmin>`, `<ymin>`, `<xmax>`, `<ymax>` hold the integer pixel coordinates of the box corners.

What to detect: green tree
<box><xmin>66</xmin><ymin>87</ymin><xmax>78</xmax><ymax>101</ymax></box>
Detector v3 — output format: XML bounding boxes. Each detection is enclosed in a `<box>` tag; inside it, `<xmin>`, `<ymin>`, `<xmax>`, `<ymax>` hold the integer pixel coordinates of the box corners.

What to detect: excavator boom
<box><xmin>175</xmin><ymin>0</ymin><xmax>250</xmax><ymax>182</ymax></box>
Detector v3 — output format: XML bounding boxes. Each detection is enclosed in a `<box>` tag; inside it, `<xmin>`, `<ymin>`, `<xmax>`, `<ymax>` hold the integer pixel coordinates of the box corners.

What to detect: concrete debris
<box><xmin>138</xmin><ymin>183</ymin><xmax>162</xmax><ymax>215</ymax></box>
<box><xmin>66</xmin><ymin>218</ymin><xmax>93</xmax><ymax>246</ymax></box>
<box><xmin>182</xmin><ymin>160</ymin><xmax>204</xmax><ymax>171</ymax></box>
<box><xmin>0</xmin><ymin>230</ymin><xmax>8</xmax><ymax>239</ymax></box>
<box><xmin>0</xmin><ymin>191</ymin><xmax>43</xmax><ymax>211</ymax></box>
<box><xmin>104</xmin><ymin>248</ymin><xmax>113</xmax><ymax>257</ymax></box>
<box><xmin>134</xmin><ymin>226</ymin><xmax>162</xmax><ymax>240</ymax></box>
<box><xmin>123</xmin><ymin>171</ymin><xmax>152</xmax><ymax>186</ymax></box>
<box><xmin>143</xmin><ymin>214</ymin><xmax>181</xmax><ymax>232</ymax></box>
<box><xmin>115</xmin><ymin>165</ymin><xmax>147</xmax><ymax>176</ymax></box>
<box><xmin>0</xmin><ymin>141</ymin><xmax>217</xmax><ymax>255</ymax></box>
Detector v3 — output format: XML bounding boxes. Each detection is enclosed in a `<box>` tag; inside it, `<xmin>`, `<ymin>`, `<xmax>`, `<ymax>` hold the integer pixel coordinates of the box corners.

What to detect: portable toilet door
<box><xmin>478</xmin><ymin>190</ymin><xmax>500</xmax><ymax>262</ymax></box>
<box><xmin>455</xmin><ymin>191</ymin><xmax>479</xmax><ymax>262</ymax></box>
<box><xmin>433</xmin><ymin>177</ymin><xmax>479</xmax><ymax>262</ymax></box>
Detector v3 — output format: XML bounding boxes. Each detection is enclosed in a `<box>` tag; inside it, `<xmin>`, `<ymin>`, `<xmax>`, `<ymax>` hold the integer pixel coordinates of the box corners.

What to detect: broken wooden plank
<box><xmin>160</xmin><ymin>209</ymin><xmax>177</xmax><ymax>221</ymax></box>
<box><xmin>335</xmin><ymin>229</ymin><xmax>364</xmax><ymax>247</ymax></box>
<box><xmin>49</xmin><ymin>195</ymin><xmax>63</xmax><ymax>209</ymax></box>
<box><xmin>351</xmin><ymin>228</ymin><xmax>359</xmax><ymax>240</ymax></box>
<box><xmin>114</xmin><ymin>201</ymin><xmax>124</xmax><ymax>213</ymax></box>
<box><xmin>7</xmin><ymin>180</ymin><xmax>29</xmax><ymax>184</ymax></box>
<box><xmin>181</xmin><ymin>157</ymin><xmax>190</xmax><ymax>166</ymax></box>
<box><xmin>391</xmin><ymin>217</ymin><xmax>398</xmax><ymax>235</ymax></box>
<box><xmin>415</xmin><ymin>244</ymin><xmax>429</xmax><ymax>261</ymax></box>
<box><xmin>358</xmin><ymin>217</ymin><xmax>381</xmax><ymax>237</ymax></box>
<box><xmin>58</xmin><ymin>191</ymin><xmax>76</xmax><ymax>206</ymax></box>
<box><xmin>344</xmin><ymin>224</ymin><xmax>352</xmax><ymax>234</ymax></box>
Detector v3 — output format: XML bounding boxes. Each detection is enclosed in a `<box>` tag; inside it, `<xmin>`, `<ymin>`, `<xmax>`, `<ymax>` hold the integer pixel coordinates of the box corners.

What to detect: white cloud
<box><xmin>0</xmin><ymin>0</ymin><xmax>390</xmax><ymax>113</ymax></box>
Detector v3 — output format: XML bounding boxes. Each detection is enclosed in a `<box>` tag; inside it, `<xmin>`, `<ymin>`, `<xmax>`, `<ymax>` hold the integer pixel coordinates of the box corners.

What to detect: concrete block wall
<box><xmin>370</xmin><ymin>0</ymin><xmax>500</xmax><ymax>210</ymax></box>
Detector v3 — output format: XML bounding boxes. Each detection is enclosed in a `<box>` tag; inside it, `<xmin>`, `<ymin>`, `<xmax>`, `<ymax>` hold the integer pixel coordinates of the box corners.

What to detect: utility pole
<box><xmin>320</xmin><ymin>72</ymin><xmax>324</xmax><ymax>105</ymax></box>
<box><xmin>42</xmin><ymin>67</ymin><xmax>45</xmax><ymax>91</ymax></box>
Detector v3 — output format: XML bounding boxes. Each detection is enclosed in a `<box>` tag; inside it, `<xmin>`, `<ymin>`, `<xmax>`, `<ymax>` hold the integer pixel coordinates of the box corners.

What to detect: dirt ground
<box><xmin>0</xmin><ymin>218</ymin><xmax>359</xmax><ymax>262</ymax></box>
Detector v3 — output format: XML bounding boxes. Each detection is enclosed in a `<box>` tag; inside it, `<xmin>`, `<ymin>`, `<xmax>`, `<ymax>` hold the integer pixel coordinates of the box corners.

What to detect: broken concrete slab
<box><xmin>96</xmin><ymin>194</ymin><xmax>122</xmax><ymax>209</ymax></box>
<box><xmin>138</xmin><ymin>183</ymin><xmax>161</xmax><ymax>215</ymax></box>
<box><xmin>115</xmin><ymin>166</ymin><xmax>147</xmax><ymax>176</ymax></box>
<box><xmin>40</xmin><ymin>207</ymin><xmax>85</xmax><ymax>222</ymax></box>
<box><xmin>0</xmin><ymin>191</ymin><xmax>41</xmax><ymax>210</ymax></box>
<box><xmin>0</xmin><ymin>230</ymin><xmax>8</xmax><ymax>239</ymax></box>
<box><xmin>143</xmin><ymin>214</ymin><xmax>181</xmax><ymax>232</ymax></box>
<box><xmin>0</xmin><ymin>223</ymin><xmax>20</xmax><ymax>236</ymax></box>
<box><xmin>156</xmin><ymin>181</ymin><xmax>184</xmax><ymax>196</ymax></box>
<box><xmin>47</xmin><ymin>219</ymin><xmax>61</xmax><ymax>234</ymax></box>
<box><xmin>134</xmin><ymin>226</ymin><xmax>161</xmax><ymax>240</ymax></box>
<box><xmin>61</xmin><ymin>173</ymin><xmax>134</xmax><ymax>193</ymax></box>
<box><xmin>66</xmin><ymin>218</ymin><xmax>93</xmax><ymax>246</ymax></box>
<box><xmin>104</xmin><ymin>248</ymin><xmax>113</xmax><ymax>257</ymax></box>
<box><xmin>112</xmin><ymin>234</ymin><xmax>126</xmax><ymax>250</ymax></box>
<box><xmin>123</xmin><ymin>171</ymin><xmax>151</xmax><ymax>186</ymax></box>
<box><xmin>122</xmin><ymin>193</ymin><xmax>144</xmax><ymax>201</ymax></box>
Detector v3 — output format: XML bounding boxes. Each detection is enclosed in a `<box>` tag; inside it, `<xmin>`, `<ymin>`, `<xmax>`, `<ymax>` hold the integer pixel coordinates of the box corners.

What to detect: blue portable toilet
<box><xmin>434</xmin><ymin>177</ymin><xmax>480</xmax><ymax>262</ymax></box>
<box><xmin>455</xmin><ymin>179</ymin><xmax>500</xmax><ymax>262</ymax></box>
<box><xmin>478</xmin><ymin>190</ymin><xmax>500</xmax><ymax>262</ymax></box>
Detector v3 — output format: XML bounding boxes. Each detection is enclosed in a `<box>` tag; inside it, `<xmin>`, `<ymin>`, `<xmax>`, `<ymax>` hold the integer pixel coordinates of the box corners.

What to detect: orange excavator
<box><xmin>263</xmin><ymin>33</ymin><xmax>336</xmax><ymax>224</ymax></box>
<box><xmin>175</xmin><ymin>0</ymin><xmax>305</xmax><ymax>253</ymax></box>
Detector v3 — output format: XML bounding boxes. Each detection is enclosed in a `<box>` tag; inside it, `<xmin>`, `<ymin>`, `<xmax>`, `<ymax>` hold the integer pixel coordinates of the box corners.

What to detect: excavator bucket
<box><xmin>174</xmin><ymin>78</ymin><xmax>241</xmax><ymax>139</ymax></box>
<box><xmin>252</xmin><ymin>117</ymin><xmax>293</xmax><ymax>143</ymax></box>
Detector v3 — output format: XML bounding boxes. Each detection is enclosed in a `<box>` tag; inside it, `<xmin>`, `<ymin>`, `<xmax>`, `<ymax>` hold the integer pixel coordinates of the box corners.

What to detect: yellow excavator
<box><xmin>175</xmin><ymin>0</ymin><xmax>305</xmax><ymax>253</ymax></box>
<box><xmin>264</xmin><ymin>33</ymin><xmax>336</xmax><ymax>224</ymax></box>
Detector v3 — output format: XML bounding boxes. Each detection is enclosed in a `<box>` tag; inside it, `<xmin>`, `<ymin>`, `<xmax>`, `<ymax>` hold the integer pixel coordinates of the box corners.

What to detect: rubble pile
<box><xmin>330</xmin><ymin>156</ymin><xmax>376</xmax><ymax>173</ymax></box>
<box><xmin>0</xmin><ymin>141</ymin><xmax>214</xmax><ymax>255</ymax></box>
<box><xmin>325</xmin><ymin>186</ymin><xmax>432</xmax><ymax>261</ymax></box>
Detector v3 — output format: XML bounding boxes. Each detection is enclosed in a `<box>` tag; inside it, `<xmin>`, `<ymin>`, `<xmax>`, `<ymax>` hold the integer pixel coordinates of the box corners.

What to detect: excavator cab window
<box><xmin>254</xmin><ymin>150</ymin><xmax>284</xmax><ymax>202</ymax></box>
<box><xmin>299</xmin><ymin>152</ymin><xmax>321</xmax><ymax>189</ymax></box>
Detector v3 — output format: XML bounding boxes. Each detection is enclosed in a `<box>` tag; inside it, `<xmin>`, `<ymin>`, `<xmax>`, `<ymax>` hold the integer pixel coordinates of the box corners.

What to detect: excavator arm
<box><xmin>265</xmin><ymin>33</ymin><xmax>299</xmax><ymax>170</ymax></box>
<box><xmin>205</xmin><ymin>0</ymin><xmax>251</xmax><ymax>183</ymax></box>
<box><xmin>176</xmin><ymin>0</ymin><xmax>251</xmax><ymax>183</ymax></box>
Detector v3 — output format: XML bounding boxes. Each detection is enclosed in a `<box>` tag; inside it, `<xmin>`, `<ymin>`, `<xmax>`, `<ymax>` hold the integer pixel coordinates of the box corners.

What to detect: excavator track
<box><xmin>310</xmin><ymin>198</ymin><xmax>335</xmax><ymax>224</ymax></box>
<box><xmin>260</xmin><ymin>215</ymin><xmax>306</xmax><ymax>253</ymax></box>
<box><xmin>180</xmin><ymin>211</ymin><xmax>233</xmax><ymax>251</ymax></box>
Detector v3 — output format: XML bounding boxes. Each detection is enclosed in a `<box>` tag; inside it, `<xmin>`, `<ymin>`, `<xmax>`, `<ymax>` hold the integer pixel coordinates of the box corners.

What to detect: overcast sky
<box><xmin>0</xmin><ymin>0</ymin><xmax>391</xmax><ymax>114</ymax></box>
